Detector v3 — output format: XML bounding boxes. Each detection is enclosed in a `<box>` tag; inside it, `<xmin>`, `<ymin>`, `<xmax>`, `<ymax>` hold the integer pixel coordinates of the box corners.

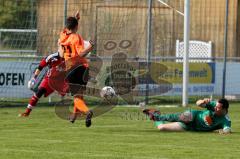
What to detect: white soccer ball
<box><xmin>100</xmin><ymin>86</ymin><xmax>116</xmax><ymax>100</ymax></box>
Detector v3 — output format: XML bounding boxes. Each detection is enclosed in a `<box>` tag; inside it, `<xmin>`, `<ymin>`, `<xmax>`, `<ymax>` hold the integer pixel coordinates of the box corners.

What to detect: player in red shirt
<box><xmin>20</xmin><ymin>52</ymin><xmax>66</xmax><ymax>117</ymax></box>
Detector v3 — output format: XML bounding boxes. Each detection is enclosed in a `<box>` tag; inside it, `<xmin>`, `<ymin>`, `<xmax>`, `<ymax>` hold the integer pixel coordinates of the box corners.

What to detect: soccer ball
<box><xmin>100</xmin><ymin>86</ymin><xmax>116</xmax><ymax>100</ymax></box>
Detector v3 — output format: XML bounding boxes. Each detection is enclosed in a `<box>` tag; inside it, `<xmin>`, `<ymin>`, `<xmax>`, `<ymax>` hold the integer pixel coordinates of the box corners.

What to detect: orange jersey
<box><xmin>59</xmin><ymin>29</ymin><xmax>88</xmax><ymax>68</ymax></box>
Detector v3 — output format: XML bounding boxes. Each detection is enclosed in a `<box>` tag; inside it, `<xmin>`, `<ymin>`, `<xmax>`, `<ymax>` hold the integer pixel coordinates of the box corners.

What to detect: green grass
<box><xmin>0</xmin><ymin>104</ymin><xmax>240</xmax><ymax>159</ymax></box>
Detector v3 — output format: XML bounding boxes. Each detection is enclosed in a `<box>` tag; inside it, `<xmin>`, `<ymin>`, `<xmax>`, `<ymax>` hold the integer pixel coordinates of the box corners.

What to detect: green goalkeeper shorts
<box><xmin>178</xmin><ymin>110</ymin><xmax>202</xmax><ymax>131</ymax></box>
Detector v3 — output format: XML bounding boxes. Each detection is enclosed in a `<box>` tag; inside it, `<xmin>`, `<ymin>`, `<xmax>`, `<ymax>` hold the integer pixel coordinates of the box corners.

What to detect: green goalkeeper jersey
<box><xmin>188</xmin><ymin>101</ymin><xmax>231</xmax><ymax>132</ymax></box>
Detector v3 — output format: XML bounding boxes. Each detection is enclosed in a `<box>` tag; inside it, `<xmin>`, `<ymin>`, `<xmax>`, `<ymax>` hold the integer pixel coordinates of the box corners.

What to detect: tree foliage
<box><xmin>0</xmin><ymin>0</ymin><xmax>36</xmax><ymax>29</ymax></box>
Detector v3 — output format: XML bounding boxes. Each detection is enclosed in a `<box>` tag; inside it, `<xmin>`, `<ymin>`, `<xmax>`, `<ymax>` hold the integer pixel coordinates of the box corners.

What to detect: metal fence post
<box><xmin>64</xmin><ymin>0</ymin><xmax>68</xmax><ymax>26</ymax></box>
<box><xmin>222</xmin><ymin>0</ymin><xmax>229</xmax><ymax>98</ymax></box>
<box><xmin>145</xmin><ymin>0</ymin><xmax>153</xmax><ymax>104</ymax></box>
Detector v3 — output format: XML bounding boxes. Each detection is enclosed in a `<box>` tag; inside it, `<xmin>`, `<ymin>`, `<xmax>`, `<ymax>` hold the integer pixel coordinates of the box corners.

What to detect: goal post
<box><xmin>182</xmin><ymin>0</ymin><xmax>190</xmax><ymax>107</ymax></box>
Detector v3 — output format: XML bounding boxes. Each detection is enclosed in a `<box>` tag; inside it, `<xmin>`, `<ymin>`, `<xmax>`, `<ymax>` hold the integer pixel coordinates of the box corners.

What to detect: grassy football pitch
<box><xmin>0</xmin><ymin>103</ymin><xmax>240</xmax><ymax>159</ymax></box>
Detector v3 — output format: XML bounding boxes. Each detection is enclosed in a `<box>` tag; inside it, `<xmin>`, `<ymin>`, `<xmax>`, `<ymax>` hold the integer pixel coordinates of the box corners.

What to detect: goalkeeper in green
<box><xmin>143</xmin><ymin>98</ymin><xmax>231</xmax><ymax>134</ymax></box>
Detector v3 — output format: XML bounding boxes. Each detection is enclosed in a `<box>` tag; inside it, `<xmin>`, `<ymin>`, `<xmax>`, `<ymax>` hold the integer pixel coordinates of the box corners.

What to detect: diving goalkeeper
<box><xmin>143</xmin><ymin>98</ymin><xmax>231</xmax><ymax>134</ymax></box>
<box><xmin>19</xmin><ymin>52</ymin><xmax>66</xmax><ymax>117</ymax></box>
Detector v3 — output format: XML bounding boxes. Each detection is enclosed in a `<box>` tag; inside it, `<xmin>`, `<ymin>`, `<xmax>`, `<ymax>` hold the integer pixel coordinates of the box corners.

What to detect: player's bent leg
<box><xmin>19</xmin><ymin>88</ymin><xmax>46</xmax><ymax>117</ymax></box>
<box><xmin>179</xmin><ymin>110</ymin><xmax>194</xmax><ymax>123</ymax></box>
<box><xmin>74</xmin><ymin>96</ymin><xmax>93</xmax><ymax>127</ymax></box>
<box><xmin>70</xmin><ymin>95</ymin><xmax>93</xmax><ymax>127</ymax></box>
<box><xmin>73</xmin><ymin>96</ymin><xmax>89</xmax><ymax>113</ymax></box>
<box><xmin>157</xmin><ymin>122</ymin><xmax>186</xmax><ymax>132</ymax></box>
<box><xmin>66</xmin><ymin>65</ymin><xmax>91</xmax><ymax>127</ymax></box>
<box><xmin>147</xmin><ymin>110</ymin><xmax>194</xmax><ymax>124</ymax></box>
<box><xmin>69</xmin><ymin>108</ymin><xmax>81</xmax><ymax>123</ymax></box>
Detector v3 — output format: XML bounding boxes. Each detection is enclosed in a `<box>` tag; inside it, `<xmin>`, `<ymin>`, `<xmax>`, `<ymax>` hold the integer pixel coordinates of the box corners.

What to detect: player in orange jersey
<box><xmin>58</xmin><ymin>11</ymin><xmax>94</xmax><ymax>127</ymax></box>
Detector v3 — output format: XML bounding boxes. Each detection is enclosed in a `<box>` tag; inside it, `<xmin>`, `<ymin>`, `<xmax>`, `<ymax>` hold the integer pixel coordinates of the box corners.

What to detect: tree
<box><xmin>0</xmin><ymin>0</ymin><xmax>36</xmax><ymax>49</ymax></box>
<box><xmin>0</xmin><ymin>0</ymin><xmax>36</xmax><ymax>29</ymax></box>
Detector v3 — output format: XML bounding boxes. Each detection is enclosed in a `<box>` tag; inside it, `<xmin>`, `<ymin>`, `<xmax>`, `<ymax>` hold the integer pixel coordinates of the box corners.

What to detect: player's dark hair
<box><xmin>65</xmin><ymin>17</ymin><xmax>78</xmax><ymax>30</ymax></box>
<box><xmin>218</xmin><ymin>98</ymin><xmax>229</xmax><ymax>111</ymax></box>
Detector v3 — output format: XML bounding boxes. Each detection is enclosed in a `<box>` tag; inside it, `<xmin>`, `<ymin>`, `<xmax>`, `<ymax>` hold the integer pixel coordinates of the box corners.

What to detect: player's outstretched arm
<box><xmin>74</xmin><ymin>11</ymin><xmax>80</xmax><ymax>21</ymax></box>
<box><xmin>33</xmin><ymin>68</ymin><xmax>41</xmax><ymax>78</ymax></box>
<box><xmin>28</xmin><ymin>68</ymin><xmax>41</xmax><ymax>89</ymax></box>
<box><xmin>196</xmin><ymin>98</ymin><xmax>210</xmax><ymax>108</ymax></box>
<box><xmin>28</xmin><ymin>55</ymin><xmax>50</xmax><ymax>89</ymax></box>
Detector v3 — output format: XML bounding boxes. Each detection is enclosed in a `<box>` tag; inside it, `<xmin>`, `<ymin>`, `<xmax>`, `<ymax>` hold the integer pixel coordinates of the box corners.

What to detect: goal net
<box><xmin>0</xmin><ymin>0</ymin><xmax>239</xmax><ymax>105</ymax></box>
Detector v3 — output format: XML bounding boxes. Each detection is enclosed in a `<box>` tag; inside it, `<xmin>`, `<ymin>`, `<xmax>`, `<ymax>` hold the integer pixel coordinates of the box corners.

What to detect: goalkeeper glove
<box><xmin>28</xmin><ymin>77</ymin><xmax>37</xmax><ymax>89</ymax></box>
